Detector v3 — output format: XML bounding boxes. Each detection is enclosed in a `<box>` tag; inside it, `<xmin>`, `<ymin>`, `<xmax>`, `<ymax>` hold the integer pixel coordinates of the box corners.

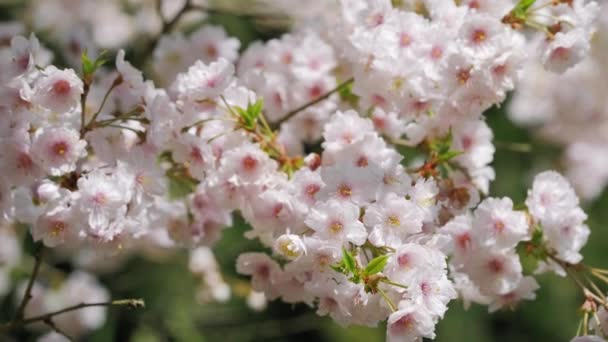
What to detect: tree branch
<box><xmin>13</xmin><ymin>246</ymin><xmax>44</xmax><ymax>323</ymax></box>
<box><xmin>1</xmin><ymin>299</ymin><xmax>145</xmax><ymax>333</ymax></box>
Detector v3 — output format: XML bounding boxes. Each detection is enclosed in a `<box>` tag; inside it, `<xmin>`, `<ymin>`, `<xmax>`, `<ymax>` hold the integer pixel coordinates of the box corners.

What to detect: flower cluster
<box><xmin>154</xmin><ymin>25</ymin><xmax>240</xmax><ymax>85</ymax></box>
<box><xmin>509</xmin><ymin>2</ymin><xmax>608</xmax><ymax>200</ymax></box>
<box><xmin>237</xmin><ymin>29</ymin><xmax>339</xmax><ymax>155</ymax></box>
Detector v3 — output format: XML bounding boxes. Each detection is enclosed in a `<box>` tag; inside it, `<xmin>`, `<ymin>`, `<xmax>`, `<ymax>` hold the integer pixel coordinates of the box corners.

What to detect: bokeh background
<box><xmin>1</xmin><ymin>1</ymin><xmax>605</xmax><ymax>341</ymax></box>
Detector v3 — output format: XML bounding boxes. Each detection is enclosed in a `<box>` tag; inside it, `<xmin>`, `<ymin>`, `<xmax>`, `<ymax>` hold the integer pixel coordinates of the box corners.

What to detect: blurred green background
<box><xmin>1</xmin><ymin>1</ymin><xmax>606</xmax><ymax>341</ymax></box>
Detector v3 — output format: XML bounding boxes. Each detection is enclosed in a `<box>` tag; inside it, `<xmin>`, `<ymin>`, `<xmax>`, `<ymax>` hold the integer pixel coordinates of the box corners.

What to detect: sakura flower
<box><xmin>319</xmin><ymin>162</ymin><xmax>381</xmax><ymax>205</ymax></box>
<box><xmin>364</xmin><ymin>193</ymin><xmax>424</xmax><ymax>247</ymax></box>
<box><xmin>304</xmin><ymin>200</ymin><xmax>367</xmax><ymax>246</ymax></box>
<box><xmin>387</xmin><ymin>302</ymin><xmax>436</xmax><ymax>342</ymax></box>
<box><xmin>76</xmin><ymin>169</ymin><xmax>132</xmax><ymax>239</ymax></box>
<box><xmin>190</xmin><ymin>25</ymin><xmax>240</xmax><ymax>64</ymax></box>
<box><xmin>0</xmin><ymin>133</ymin><xmax>43</xmax><ymax>185</ymax></box>
<box><xmin>274</xmin><ymin>234</ymin><xmax>307</xmax><ymax>260</ymax></box>
<box><xmin>173</xmin><ymin>58</ymin><xmax>234</xmax><ymax>101</ymax></box>
<box><xmin>467</xmin><ymin>249</ymin><xmax>523</xmax><ymax>295</ymax></box>
<box><xmin>472</xmin><ymin>197</ymin><xmax>530</xmax><ymax>250</ymax></box>
<box><xmin>322</xmin><ymin>110</ymin><xmax>375</xmax><ymax>149</ymax></box>
<box><xmin>218</xmin><ymin>143</ymin><xmax>278</xmax><ymax>185</ymax></box>
<box><xmin>236</xmin><ymin>252</ymin><xmax>284</xmax><ymax>299</ymax></box>
<box><xmin>32</xmin><ymin>204</ymin><xmax>79</xmax><ymax>247</ymax></box>
<box><xmin>407</xmin><ymin>274</ymin><xmax>457</xmax><ymax>318</ymax></box>
<box><xmin>385</xmin><ymin>243</ymin><xmax>448</xmax><ymax>286</ymax></box>
<box><xmin>116</xmin><ymin>49</ymin><xmax>145</xmax><ymax>95</ymax></box>
<box><xmin>526</xmin><ymin>171</ymin><xmax>579</xmax><ymax>223</ymax></box>
<box><xmin>542</xmin><ymin>207</ymin><xmax>589</xmax><ymax>264</ymax></box>
<box><xmin>408</xmin><ymin>178</ymin><xmax>439</xmax><ymax>223</ymax></box>
<box><xmin>31</xmin><ymin>127</ymin><xmax>87</xmax><ymax>176</ymax></box>
<box><xmin>488</xmin><ymin>276</ymin><xmax>539</xmax><ymax>312</ymax></box>
<box><xmin>32</xmin><ymin>66</ymin><xmax>83</xmax><ymax>114</ymax></box>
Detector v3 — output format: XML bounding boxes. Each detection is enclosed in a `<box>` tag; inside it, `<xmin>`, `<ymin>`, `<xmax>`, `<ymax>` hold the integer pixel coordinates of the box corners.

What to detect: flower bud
<box><xmin>273</xmin><ymin>234</ymin><xmax>306</xmax><ymax>260</ymax></box>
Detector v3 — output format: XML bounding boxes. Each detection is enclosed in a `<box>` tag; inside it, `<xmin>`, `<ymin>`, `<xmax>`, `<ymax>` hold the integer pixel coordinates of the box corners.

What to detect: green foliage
<box><xmin>341</xmin><ymin>247</ymin><xmax>357</xmax><ymax>275</ymax></box>
<box><xmin>428</xmin><ymin>129</ymin><xmax>463</xmax><ymax>163</ymax></box>
<box><xmin>512</xmin><ymin>0</ymin><xmax>538</xmax><ymax>19</ymax></box>
<box><xmin>81</xmin><ymin>50</ymin><xmax>108</xmax><ymax>83</ymax></box>
<box><xmin>517</xmin><ymin>225</ymin><xmax>547</xmax><ymax>275</ymax></box>
<box><xmin>364</xmin><ymin>255</ymin><xmax>389</xmax><ymax>276</ymax></box>
<box><xmin>234</xmin><ymin>98</ymin><xmax>264</xmax><ymax>131</ymax></box>
<box><xmin>338</xmin><ymin>82</ymin><xmax>360</xmax><ymax>107</ymax></box>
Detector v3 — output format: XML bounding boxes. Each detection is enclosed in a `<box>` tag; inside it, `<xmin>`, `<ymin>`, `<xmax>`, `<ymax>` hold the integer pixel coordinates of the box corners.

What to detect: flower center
<box><xmin>205</xmin><ymin>44</ymin><xmax>218</xmax><ymax>59</ymax></box>
<box><xmin>242</xmin><ymin>155</ymin><xmax>258</xmax><ymax>171</ymax></box>
<box><xmin>51</xmin><ymin>141</ymin><xmax>69</xmax><ymax>157</ymax></box>
<box><xmin>338</xmin><ymin>184</ymin><xmax>352</xmax><ymax>198</ymax></box>
<box><xmin>387</xmin><ymin>215</ymin><xmax>401</xmax><ymax>227</ymax></box>
<box><xmin>52</xmin><ymin>80</ymin><xmax>71</xmax><ymax>95</ymax></box>
<box><xmin>329</xmin><ymin>220</ymin><xmax>344</xmax><ymax>234</ymax></box>
<box><xmin>471</xmin><ymin>29</ymin><xmax>487</xmax><ymax>44</ymax></box>
<box><xmin>50</xmin><ymin>221</ymin><xmax>66</xmax><ymax>236</ymax></box>
<box><xmin>488</xmin><ymin>258</ymin><xmax>504</xmax><ymax>274</ymax></box>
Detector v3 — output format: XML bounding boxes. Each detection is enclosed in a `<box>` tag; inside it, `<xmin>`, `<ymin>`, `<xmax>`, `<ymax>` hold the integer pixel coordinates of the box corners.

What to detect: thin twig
<box><xmin>190</xmin><ymin>4</ymin><xmax>286</xmax><ymax>20</ymax></box>
<box><xmin>13</xmin><ymin>247</ymin><xmax>44</xmax><ymax>322</ymax></box>
<box><xmin>143</xmin><ymin>0</ymin><xmax>194</xmax><ymax>62</ymax></box>
<box><xmin>494</xmin><ymin>141</ymin><xmax>532</xmax><ymax>153</ymax></box>
<box><xmin>44</xmin><ymin>318</ymin><xmax>75</xmax><ymax>342</ymax></box>
<box><xmin>85</xmin><ymin>75</ymin><xmax>123</xmax><ymax>132</ymax></box>
<box><xmin>79</xmin><ymin>83</ymin><xmax>91</xmax><ymax>138</ymax></box>
<box><xmin>270</xmin><ymin>78</ymin><xmax>354</xmax><ymax>130</ymax></box>
<box><xmin>1</xmin><ymin>299</ymin><xmax>145</xmax><ymax>333</ymax></box>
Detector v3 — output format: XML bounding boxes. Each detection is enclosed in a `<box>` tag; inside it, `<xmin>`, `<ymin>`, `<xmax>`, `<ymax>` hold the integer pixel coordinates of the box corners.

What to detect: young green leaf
<box><xmin>81</xmin><ymin>50</ymin><xmax>108</xmax><ymax>82</ymax></box>
<box><xmin>439</xmin><ymin>150</ymin><xmax>463</xmax><ymax>162</ymax></box>
<box><xmin>512</xmin><ymin>0</ymin><xmax>537</xmax><ymax>19</ymax></box>
<box><xmin>342</xmin><ymin>247</ymin><xmax>357</xmax><ymax>275</ymax></box>
<box><xmin>364</xmin><ymin>254</ymin><xmax>389</xmax><ymax>275</ymax></box>
<box><xmin>250</xmin><ymin>98</ymin><xmax>264</xmax><ymax>120</ymax></box>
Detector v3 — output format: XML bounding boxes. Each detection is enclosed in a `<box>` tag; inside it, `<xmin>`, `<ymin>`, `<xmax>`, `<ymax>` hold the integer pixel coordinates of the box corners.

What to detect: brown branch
<box><xmin>1</xmin><ymin>299</ymin><xmax>145</xmax><ymax>334</ymax></box>
<box><xmin>13</xmin><ymin>247</ymin><xmax>44</xmax><ymax>323</ymax></box>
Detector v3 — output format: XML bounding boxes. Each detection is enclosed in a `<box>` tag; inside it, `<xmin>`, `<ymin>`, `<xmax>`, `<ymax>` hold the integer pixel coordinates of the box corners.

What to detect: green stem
<box><xmin>377</xmin><ymin>287</ymin><xmax>397</xmax><ymax>313</ymax></box>
<box><xmin>381</xmin><ymin>279</ymin><xmax>408</xmax><ymax>291</ymax></box>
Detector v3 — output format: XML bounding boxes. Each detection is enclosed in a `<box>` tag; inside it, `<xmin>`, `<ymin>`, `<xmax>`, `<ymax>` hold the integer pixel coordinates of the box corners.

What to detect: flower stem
<box><xmin>381</xmin><ymin>279</ymin><xmax>408</xmax><ymax>291</ymax></box>
<box><xmin>85</xmin><ymin>75</ymin><xmax>123</xmax><ymax>130</ymax></box>
<box><xmin>377</xmin><ymin>287</ymin><xmax>397</xmax><ymax>313</ymax></box>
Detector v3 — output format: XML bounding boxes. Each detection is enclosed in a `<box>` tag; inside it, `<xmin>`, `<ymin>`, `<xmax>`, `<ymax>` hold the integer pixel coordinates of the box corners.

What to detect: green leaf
<box><xmin>250</xmin><ymin>98</ymin><xmax>264</xmax><ymax>119</ymax></box>
<box><xmin>167</xmin><ymin>174</ymin><xmax>198</xmax><ymax>199</ymax></box>
<box><xmin>234</xmin><ymin>99</ymin><xmax>264</xmax><ymax>130</ymax></box>
<box><xmin>338</xmin><ymin>82</ymin><xmax>359</xmax><ymax>106</ymax></box>
<box><xmin>22</xmin><ymin>229</ymin><xmax>41</xmax><ymax>257</ymax></box>
<box><xmin>364</xmin><ymin>254</ymin><xmax>389</xmax><ymax>275</ymax></box>
<box><xmin>81</xmin><ymin>50</ymin><xmax>108</xmax><ymax>78</ymax></box>
<box><xmin>330</xmin><ymin>264</ymin><xmax>344</xmax><ymax>274</ymax></box>
<box><xmin>342</xmin><ymin>247</ymin><xmax>357</xmax><ymax>275</ymax></box>
<box><xmin>439</xmin><ymin>150</ymin><xmax>464</xmax><ymax>162</ymax></box>
<box><xmin>512</xmin><ymin>0</ymin><xmax>537</xmax><ymax>19</ymax></box>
